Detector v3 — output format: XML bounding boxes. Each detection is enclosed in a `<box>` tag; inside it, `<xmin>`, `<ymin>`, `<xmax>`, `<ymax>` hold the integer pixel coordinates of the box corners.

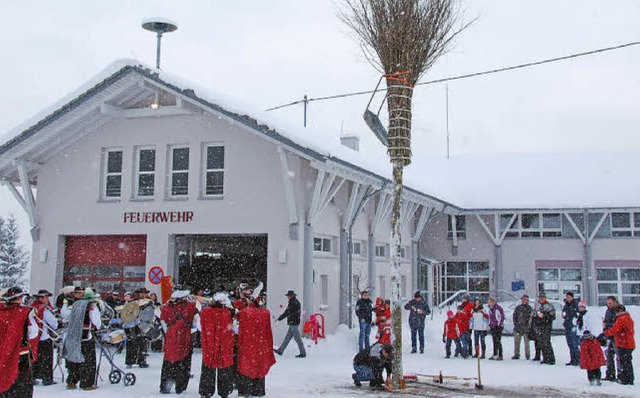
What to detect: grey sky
<box><xmin>2</xmin><ymin>0</ymin><xmax>640</xmax><ymax>249</ymax></box>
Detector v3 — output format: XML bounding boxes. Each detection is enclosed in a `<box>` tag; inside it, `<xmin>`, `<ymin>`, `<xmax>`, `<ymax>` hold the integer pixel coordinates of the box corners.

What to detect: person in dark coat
<box><xmin>602</xmin><ymin>296</ymin><xmax>619</xmax><ymax>381</ymax></box>
<box><xmin>125</xmin><ymin>287</ymin><xmax>151</xmax><ymax>369</ymax></box>
<box><xmin>562</xmin><ymin>292</ymin><xmax>580</xmax><ymax>366</ymax></box>
<box><xmin>404</xmin><ymin>291</ymin><xmax>431</xmax><ymax>354</ymax></box>
<box><xmin>274</xmin><ymin>290</ymin><xmax>306</xmax><ymax>357</ymax></box>
<box><xmin>352</xmin><ymin>343</ymin><xmax>393</xmax><ymax>390</ymax></box>
<box><xmin>355</xmin><ymin>291</ymin><xmax>373</xmax><ymax>352</ymax></box>
<box><xmin>512</xmin><ymin>294</ymin><xmax>533</xmax><ymax>360</ymax></box>
<box><xmin>535</xmin><ymin>294</ymin><xmax>556</xmax><ymax>365</ymax></box>
<box><xmin>602</xmin><ymin>304</ymin><xmax>635</xmax><ymax>385</ymax></box>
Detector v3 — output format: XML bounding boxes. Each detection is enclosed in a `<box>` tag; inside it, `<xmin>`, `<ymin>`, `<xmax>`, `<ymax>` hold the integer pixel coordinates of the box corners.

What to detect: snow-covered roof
<box><xmin>1</xmin><ymin>59</ymin><xmax>638</xmax><ymax>211</ymax></box>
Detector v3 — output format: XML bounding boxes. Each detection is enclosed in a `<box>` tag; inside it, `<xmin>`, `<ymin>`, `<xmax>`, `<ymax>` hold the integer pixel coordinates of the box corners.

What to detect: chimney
<box><xmin>340</xmin><ymin>134</ymin><xmax>360</xmax><ymax>151</ymax></box>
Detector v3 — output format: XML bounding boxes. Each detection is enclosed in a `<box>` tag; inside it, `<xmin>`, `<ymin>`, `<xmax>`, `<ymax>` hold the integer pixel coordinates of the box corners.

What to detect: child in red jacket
<box><xmin>443</xmin><ymin>310</ymin><xmax>464</xmax><ymax>359</ymax></box>
<box><xmin>580</xmin><ymin>330</ymin><xmax>606</xmax><ymax>386</ymax></box>
<box><xmin>376</xmin><ymin>317</ymin><xmax>391</xmax><ymax>346</ymax></box>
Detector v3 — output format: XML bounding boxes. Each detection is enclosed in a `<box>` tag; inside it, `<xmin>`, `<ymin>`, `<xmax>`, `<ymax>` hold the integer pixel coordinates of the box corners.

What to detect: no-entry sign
<box><xmin>148</xmin><ymin>266</ymin><xmax>164</xmax><ymax>284</ymax></box>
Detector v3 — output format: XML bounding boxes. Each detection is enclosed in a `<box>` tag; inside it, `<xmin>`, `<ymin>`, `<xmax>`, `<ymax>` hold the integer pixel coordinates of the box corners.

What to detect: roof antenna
<box><xmin>141</xmin><ymin>18</ymin><xmax>178</xmax><ymax>69</ymax></box>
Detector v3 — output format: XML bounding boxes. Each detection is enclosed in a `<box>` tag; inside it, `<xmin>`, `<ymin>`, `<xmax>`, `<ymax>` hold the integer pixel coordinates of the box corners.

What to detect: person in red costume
<box><xmin>0</xmin><ymin>287</ymin><xmax>38</xmax><ymax>397</ymax></box>
<box><xmin>198</xmin><ymin>293</ymin><xmax>234</xmax><ymax>398</ymax></box>
<box><xmin>237</xmin><ymin>298</ymin><xmax>276</xmax><ymax>397</ymax></box>
<box><xmin>159</xmin><ymin>289</ymin><xmax>199</xmax><ymax>394</ymax></box>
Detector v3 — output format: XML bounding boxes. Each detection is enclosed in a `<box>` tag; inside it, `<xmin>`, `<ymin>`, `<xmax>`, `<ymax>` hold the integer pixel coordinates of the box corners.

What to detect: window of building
<box><xmin>313</xmin><ymin>237</ymin><xmax>332</xmax><ymax>253</ymax></box>
<box><xmin>375</xmin><ymin>245</ymin><xmax>387</xmax><ymax>258</ymax></box>
<box><xmin>537</xmin><ymin>267</ymin><xmax>582</xmax><ymax>300</ymax></box>
<box><xmin>441</xmin><ymin>261</ymin><xmax>490</xmax><ymax>300</ymax></box>
<box><xmin>320</xmin><ymin>275</ymin><xmax>329</xmax><ymax>306</ymax></box>
<box><xmin>501</xmin><ymin>213</ymin><xmax>562</xmax><ymax>238</ymax></box>
<box><xmin>379</xmin><ymin>275</ymin><xmax>386</xmax><ymax>299</ymax></box>
<box><xmin>103</xmin><ymin>149</ymin><xmax>123</xmax><ymax>199</ymax></box>
<box><xmin>169</xmin><ymin>146</ymin><xmax>189</xmax><ymax>197</ymax></box>
<box><xmin>447</xmin><ymin>215</ymin><xmax>466</xmax><ymax>239</ymax></box>
<box><xmin>610</xmin><ymin>212</ymin><xmax>640</xmax><ymax>237</ymax></box>
<box><xmin>596</xmin><ymin>268</ymin><xmax>640</xmax><ymax>306</ymax></box>
<box><xmin>204</xmin><ymin>145</ymin><xmax>225</xmax><ymax>196</ymax></box>
<box><xmin>349</xmin><ymin>241</ymin><xmax>363</xmax><ymax>256</ymax></box>
<box><xmin>135</xmin><ymin>147</ymin><xmax>156</xmax><ymax>197</ymax></box>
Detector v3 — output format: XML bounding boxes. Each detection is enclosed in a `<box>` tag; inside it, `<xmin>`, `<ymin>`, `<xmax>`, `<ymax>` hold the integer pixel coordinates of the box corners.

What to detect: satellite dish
<box><xmin>141</xmin><ymin>18</ymin><xmax>178</xmax><ymax>69</ymax></box>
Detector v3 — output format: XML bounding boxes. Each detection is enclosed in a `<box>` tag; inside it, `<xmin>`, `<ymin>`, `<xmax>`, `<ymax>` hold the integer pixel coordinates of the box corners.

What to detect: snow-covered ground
<box><xmin>34</xmin><ymin>306</ymin><xmax>639</xmax><ymax>397</ymax></box>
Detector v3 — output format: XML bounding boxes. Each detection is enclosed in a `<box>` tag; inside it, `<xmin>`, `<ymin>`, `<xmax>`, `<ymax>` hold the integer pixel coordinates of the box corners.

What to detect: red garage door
<box><xmin>64</xmin><ymin>235</ymin><xmax>147</xmax><ymax>295</ymax></box>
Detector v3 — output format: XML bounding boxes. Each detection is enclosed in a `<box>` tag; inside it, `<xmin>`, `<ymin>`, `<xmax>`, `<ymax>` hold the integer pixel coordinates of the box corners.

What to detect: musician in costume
<box><xmin>61</xmin><ymin>287</ymin><xmax>102</xmax><ymax>391</ymax></box>
<box><xmin>32</xmin><ymin>289</ymin><xmax>59</xmax><ymax>386</ymax></box>
<box><xmin>0</xmin><ymin>287</ymin><xmax>39</xmax><ymax>398</ymax></box>
<box><xmin>159</xmin><ymin>289</ymin><xmax>199</xmax><ymax>394</ymax></box>
<box><xmin>236</xmin><ymin>296</ymin><xmax>276</xmax><ymax>397</ymax></box>
<box><xmin>124</xmin><ymin>287</ymin><xmax>151</xmax><ymax>368</ymax></box>
<box><xmin>198</xmin><ymin>293</ymin><xmax>234</xmax><ymax>398</ymax></box>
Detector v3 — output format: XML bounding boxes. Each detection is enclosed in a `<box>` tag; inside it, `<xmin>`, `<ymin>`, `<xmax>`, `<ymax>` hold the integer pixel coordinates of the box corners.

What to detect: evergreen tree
<box><xmin>0</xmin><ymin>215</ymin><xmax>30</xmax><ymax>288</ymax></box>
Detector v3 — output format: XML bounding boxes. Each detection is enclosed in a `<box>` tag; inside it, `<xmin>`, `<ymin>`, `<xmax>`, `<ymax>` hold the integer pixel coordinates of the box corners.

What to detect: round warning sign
<box><xmin>148</xmin><ymin>266</ymin><xmax>164</xmax><ymax>284</ymax></box>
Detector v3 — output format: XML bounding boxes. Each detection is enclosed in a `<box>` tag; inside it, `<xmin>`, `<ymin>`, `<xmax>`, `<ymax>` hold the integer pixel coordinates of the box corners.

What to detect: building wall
<box><xmin>31</xmin><ymin>113</ymin><xmax>299</xmax><ymax>333</ymax></box>
<box><xmin>422</xmin><ymin>212</ymin><xmax>640</xmax><ymax>305</ymax></box>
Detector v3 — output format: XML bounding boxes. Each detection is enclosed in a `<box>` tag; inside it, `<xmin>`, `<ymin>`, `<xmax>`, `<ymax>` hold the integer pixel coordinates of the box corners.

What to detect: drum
<box><xmin>140</xmin><ymin>323</ymin><xmax>163</xmax><ymax>342</ymax></box>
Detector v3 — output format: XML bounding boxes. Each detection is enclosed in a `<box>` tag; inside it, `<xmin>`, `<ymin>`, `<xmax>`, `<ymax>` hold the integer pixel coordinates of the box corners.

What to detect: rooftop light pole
<box><xmin>142</xmin><ymin>18</ymin><xmax>178</xmax><ymax>69</ymax></box>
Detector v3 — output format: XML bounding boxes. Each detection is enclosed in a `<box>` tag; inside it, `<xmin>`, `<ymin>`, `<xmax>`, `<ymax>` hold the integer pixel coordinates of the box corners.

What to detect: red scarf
<box><xmin>237</xmin><ymin>308</ymin><xmax>276</xmax><ymax>379</ymax></box>
<box><xmin>201</xmin><ymin>307</ymin><xmax>234</xmax><ymax>369</ymax></box>
<box><xmin>161</xmin><ymin>301</ymin><xmax>198</xmax><ymax>362</ymax></box>
<box><xmin>0</xmin><ymin>304</ymin><xmax>31</xmax><ymax>393</ymax></box>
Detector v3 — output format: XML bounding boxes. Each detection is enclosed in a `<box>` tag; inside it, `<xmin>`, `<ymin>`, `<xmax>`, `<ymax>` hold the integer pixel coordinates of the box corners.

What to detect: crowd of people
<box><xmin>0</xmin><ymin>283</ymin><xmax>636</xmax><ymax>397</ymax></box>
<box><xmin>0</xmin><ymin>283</ymin><xmax>285</xmax><ymax>398</ymax></box>
<box><xmin>352</xmin><ymin>290</ymin><xmax>635</xmax><ymax>390</ymax></box>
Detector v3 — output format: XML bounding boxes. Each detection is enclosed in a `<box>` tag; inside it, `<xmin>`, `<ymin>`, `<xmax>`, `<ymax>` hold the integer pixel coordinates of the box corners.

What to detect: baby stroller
<box><xmin>95</xmin><ymin>327</ymin><xmax>137</xmax><ymax>386</ymax></box>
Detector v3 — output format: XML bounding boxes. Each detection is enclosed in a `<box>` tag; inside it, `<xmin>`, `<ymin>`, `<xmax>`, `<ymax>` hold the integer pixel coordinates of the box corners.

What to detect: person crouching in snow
<box><xmin>579</xmin><ymin>330</ymin><xmax>606</xmax><ymax>386</ymax></box>
<box><xmin>376</xmin><ymin>317</ymin><xmax>391</xmax><ymax>346</ymax></box>
<box><xmin>198</xmin><ymin>293</ymin><xmax>234</xmax><ymax>398</ymax></box>
<box><xmin>352</xmin><ymin>343</ymin><xmax>394</xmax><ymax>390</ymax></box>
<box><xmin>443</xmin><ymin>310</ymin><xmax>464</xmax><ymax>359</ymax></box>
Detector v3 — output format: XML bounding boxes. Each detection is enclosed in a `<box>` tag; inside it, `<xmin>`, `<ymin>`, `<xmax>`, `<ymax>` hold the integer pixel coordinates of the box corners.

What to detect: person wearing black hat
<box><xmin>274</xmin><ymin>290</ymin><xmax>306</xmax><ymax>358</ymax></box>
<box><xmin>124</xmin><ymin>288</ymin><xmax>152</xmax><ymax>368</ymax></box>
<box><xmin>32</xmin><ymin>289</ymin><xmax>59</xmax><ymax>386</ymax></box>
<box><xmin>535</xmin><ymin>294</ymin><xmax>556</xmax><ymax>365</ymax></box>
<box><xmin>404</xmin><ymin>291</ymin><xmax>431</xmax><ymax>354</ymax></box>
<box><xmin>0</xmin><ymin>287</ymin><xmax>39</xmax><ymax>397</ymax></box>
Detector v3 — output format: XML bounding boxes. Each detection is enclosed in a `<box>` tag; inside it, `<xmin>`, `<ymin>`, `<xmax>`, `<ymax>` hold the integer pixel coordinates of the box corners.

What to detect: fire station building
<box><xmin>1</xmin><ymin>60</ymin><xmax>638</xmax><ymax>334</ymax></box>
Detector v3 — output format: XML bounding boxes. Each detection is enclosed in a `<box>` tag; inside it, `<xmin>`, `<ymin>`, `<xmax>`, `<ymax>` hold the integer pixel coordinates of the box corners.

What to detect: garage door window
<box><xmin>537</xmin><ymin>267</ymin><xmax>582</xmax><ymax>300</ymax></box>
<box><xmin>64</xmin><ymin>235</ymin><xmax>147</xmax><ymax>295</ymax></box>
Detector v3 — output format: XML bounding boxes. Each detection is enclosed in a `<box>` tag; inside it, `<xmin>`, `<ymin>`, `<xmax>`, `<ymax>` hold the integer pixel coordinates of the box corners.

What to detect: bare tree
<box><xmin>340</xmin><ymin>0</ymin><xmax>470</xmax><ymax>389</ymax></box>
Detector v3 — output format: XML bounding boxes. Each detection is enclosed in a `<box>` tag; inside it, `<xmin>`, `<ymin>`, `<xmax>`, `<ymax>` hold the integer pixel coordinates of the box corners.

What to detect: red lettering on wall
<box><xmin>122</xmin><ymin>211</ymin><xmax>194</xmax><ymax>223</ymax></box>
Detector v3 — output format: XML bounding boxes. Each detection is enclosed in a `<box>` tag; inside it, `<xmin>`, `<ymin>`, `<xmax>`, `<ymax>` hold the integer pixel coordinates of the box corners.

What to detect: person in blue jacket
<box><xmin>404</xmin><ymin>291</ymin><xmax>431</xmax><ymax>354</ymax></box>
